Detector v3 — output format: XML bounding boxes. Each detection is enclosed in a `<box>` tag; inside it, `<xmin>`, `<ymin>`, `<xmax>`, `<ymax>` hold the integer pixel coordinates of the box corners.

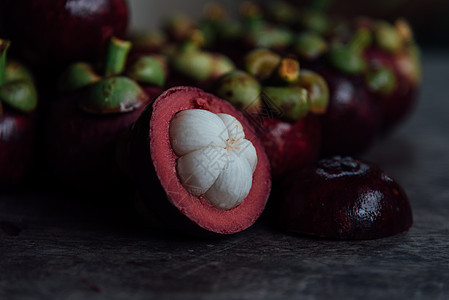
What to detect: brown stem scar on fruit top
<box><xmin>169</xmin><ymin>109</ymin><xmax>257</xmax><ymax>210</ymax></box>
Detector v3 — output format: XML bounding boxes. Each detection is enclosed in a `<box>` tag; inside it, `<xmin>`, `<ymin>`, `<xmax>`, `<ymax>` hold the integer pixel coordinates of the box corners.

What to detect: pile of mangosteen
<box><xmin>0</xmin><ymin>0</ymin><xmax>417</xmax><ymax>239</ymax></box>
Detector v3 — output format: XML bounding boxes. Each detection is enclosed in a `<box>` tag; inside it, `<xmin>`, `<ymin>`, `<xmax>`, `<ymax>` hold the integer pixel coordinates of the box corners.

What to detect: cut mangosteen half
<box><xmin>130</xmin><ymin>86</ymin><xmax>271</xmax><ymax>235</ymax></box>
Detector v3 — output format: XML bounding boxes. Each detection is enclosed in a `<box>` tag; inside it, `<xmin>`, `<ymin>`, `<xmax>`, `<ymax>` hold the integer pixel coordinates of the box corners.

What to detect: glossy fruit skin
<box><xmin>317</xmin><ymin>67</ymin><xmax>382</xmax><ymax>156</ymax></box>
<box><xmin>44</xmin><ymin>86</ymin><xmax>160</xmax><ymax>191</ymax></box>
<box><xmin>0</xmin><ymin>110</ymin><xmax>34</xmax><ymax>187</ymax></box>
<box><xmin>364</xmin><ymin>47</ymin><xmax>419</xmax><ymax>131</ymax></box>
<box><xmin>3</xmin><ymin>0</ymin><xmax>128</xmax><ymax>68</ymax></box>
<box><xmin>274</xmin><ymin>156</ymin><xmax>413</xmax><ymax>239</ymax></box>
<box><xmin>256</xmin><ymin>115</ymin><xmax>322</xmax><ymax>178</ymax></box>
<box><xmin>125</xmin><ymin>86</ymin><xmax>271</xmax><ymax>236</ymax></box>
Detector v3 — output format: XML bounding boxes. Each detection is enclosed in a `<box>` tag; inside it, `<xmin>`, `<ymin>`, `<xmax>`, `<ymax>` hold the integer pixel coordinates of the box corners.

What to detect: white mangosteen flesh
<box><xmin>169</xmin><ymin>109</ymin><xmax>257</xmax><ymax>210</ymax></box>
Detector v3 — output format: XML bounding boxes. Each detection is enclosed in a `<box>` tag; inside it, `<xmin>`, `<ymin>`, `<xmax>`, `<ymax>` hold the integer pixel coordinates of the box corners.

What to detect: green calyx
<box><xmin>366</xmin><ymin>65</ymin><xmax>396</xmax><ymax>95</ymax></box>
<box><xmin>374</xmin><ymin>21</ymin><xmax>402</xmax><ymax>53</ymax></box>
<box><xmin>59</xmin><ymin>37</ymin><xmax>151</xmax><ymax>115</ymax></box>
<box><xmin>263</xmin><ymin>86</ymin><xmax>309</xmax><ymax>122</ymax></box>
<box><xmin>171</xmin><ymin>49</ymin><xmax>235</xmax><ymax>82</ymax></box>
<box><xmin>126</xmin><ymin>56</ymin><xmax>166</xmax><ymax>87</ymax></box>
<box><xmin>0</xmin><ymin>39</ymin><xmax>38</xmax><ymax>114</ymax></box>
<box><xmin>59</xmin><ymin>62</ymin><xmax>101</xmax><ymax>93</ymax></box>
<box><xmin>5</xmin><ymin>60</ymin><xmax>34</xmax><ymax>83</ymax></box>
<box><xmin>244</xmin><ymin>48</ymin><xmax>281</xmax><ymax>81</ymax></box>
<box><xmin>327</xmin><ymin>28</ymin><xmax>372</xmax><ymax>75</ymax></box>
<box><xmin>265</xmin><ymin>57</ymin><xmax>300</xmax><ymax>85</ymax></box>
<box><xmin>290</xmin><ymin>69</ymin><xmax>329</xmax><ymax>114</ymax></box>
<box><xmin>245</xmin><ymin>24</ymin><xmax>294</xmax><ymax>50</ymax></box>
<box><xmin>215</xmin><ymin>70</ymin><xmax>262</xmax><ymax>113</ymax></box>
<box><xmin>129</xmin><ymin>29</ymin><xmax>167</xmax><ymax>51</ymax></box>
<box><xmin>80</xmin><ymin>76</ymin><xmax>148</xmax><ymax>114</ymax></box>
<box><xmin>294</xmin><ymin>31</ymin><xmax>328</xmax><ymax>60</ymax></box>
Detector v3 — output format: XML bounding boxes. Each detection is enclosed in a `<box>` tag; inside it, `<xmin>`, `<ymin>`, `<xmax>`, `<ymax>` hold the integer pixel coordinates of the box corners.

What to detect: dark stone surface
<box><xmin>1</xmin><ymin>51</ymin><xmax>449</xmax><ymax>299</ymax></box>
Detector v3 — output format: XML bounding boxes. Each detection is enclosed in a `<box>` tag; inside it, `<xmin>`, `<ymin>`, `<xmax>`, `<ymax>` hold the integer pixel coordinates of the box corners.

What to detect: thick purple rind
<box><xmin>126</xmin><ymin>86</ymin><xmax>271</xmax><ymax>237</ymax></box>
<box><xmin>274</xmin><ymin>156</ymin><xmax>413</xmax><ymax>239</ymax></box>
<box><xmin>128</xmin><ymin>100</ymin><xmax>217</xmax><ymax>238</ymax></box>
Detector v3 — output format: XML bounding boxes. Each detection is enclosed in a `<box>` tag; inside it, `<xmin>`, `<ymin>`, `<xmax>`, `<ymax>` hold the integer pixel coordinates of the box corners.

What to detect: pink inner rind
<box><xmin>149</xmin><ymin>86</ymin><xmax>271</xmax><ymax>234</ymax></box>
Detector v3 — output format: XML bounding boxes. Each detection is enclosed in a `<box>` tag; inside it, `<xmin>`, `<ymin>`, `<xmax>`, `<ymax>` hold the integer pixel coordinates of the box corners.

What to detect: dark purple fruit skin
<box><xmin>3</xmin><ymin>0</ymin><xmax>129</xmax><ymax>68</ymax></box>
<box><xmin>256</xmin><ymin>115</ymin><xmax>322</xmax><ymax>179</ymax></box>
<box><xmin>44</xmin><ymin>87</ymin><xmax>160</xmax><ymax>191</ymax></box>
<box><xmin>0</xmin><ymin>110</ymin><xmax>35</xmax><ymax>188</ymax></box>
<box><xmin>317</xmin><ymin>67</ymin><xmax>382</xmax><ymax>156</ymax></box>
<box><xmin>275</xmin><ymin>156</ymin><xmax>413</xmax><ymax>239</ymax></box>
<box><xmin>364</xmin><ymin>48</ymin><xmax>419</xmax><ymax>132</ymax></box>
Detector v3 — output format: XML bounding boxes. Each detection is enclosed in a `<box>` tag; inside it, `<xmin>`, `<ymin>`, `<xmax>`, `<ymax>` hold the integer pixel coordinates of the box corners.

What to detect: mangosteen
<box><xmin>2</xmin><ymin>0</ymin><xmax>129</xmax><ymax>68</ymax></box>
<box><xmin>121</xmin><ymin>86</ymin><xmax>271</xmax><ymax>236</ymax></box>
<box><xmin>273</xmin><ymin>156</ymin><xmax>413</xmax><ymax>239</ymax></box>
<box><xmin>0</xmin><ymin>40</ymin><xmax>38</xmax><ymax>187</ymax></box>
<box><xmin>215</xmin><ymin>51</ymin><xmax>328</xmax><ymax>179</ymax></box>
<box><xmin>317</xmin><ymin>67</ymin><xmax>382</xmax><ymax>156</ymax></box>
<box><xmin>45</xmin><ymin>37</ymin><xmax>165</xmax><ymax>191</ymax></box>
<box><xmin>313</xmin><ymin>28</ymin><xmax>383</xmax><ymax>156</ymax></box>
<box><xmin>361</xmin><ymin>18</ymin><xmax>421</xmax><ymax>131</ymax></box>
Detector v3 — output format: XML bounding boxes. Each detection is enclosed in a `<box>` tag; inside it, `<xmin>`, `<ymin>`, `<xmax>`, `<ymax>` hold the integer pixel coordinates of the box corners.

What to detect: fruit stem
<box><xmin>0</xmin><ymin>39</ymin><xmax>11</xmax><ymax>87</ymax></box>
<box><xmin>104</xmin><ymin>37</ymin><xmax>132</xmax><ymax>77</ymax></box>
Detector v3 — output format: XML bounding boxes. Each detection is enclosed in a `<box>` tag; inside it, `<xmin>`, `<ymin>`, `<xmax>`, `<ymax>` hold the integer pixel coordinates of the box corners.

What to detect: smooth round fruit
<box><xmin>318</xmin><ymin>67</ymin><xmax>381</xmax><ymax>156</ymax></box>
<box><xmin>126</xmin><ymin>86</ymin><xmax>271</xmax><ymax>236</ymax></box>
<box><xmin>0</xmin><ymin>110</ymin><xmax>35</xmax><ymax>187</ymax></box>
<box><xmin>3</xmin><ymin>0</ymin><xmax>129</xmax><ymax>67</ymax></box>
<box><xmin>274</xmin><ymin>156</ymin><xmax>413</xmax><ymax>239</ymax></box>
<box><xmin>364</xmin><ymin>47</ymin><xmax>420</xmax><ymax>131</ymax></box>
<box><xmin>44</xmin><ymin>87</ymin><xmax>159</xmax><ymax>191</ymax></box>
<box><xmin>257</xmin><ymin>115</ymin><xmax>322</xmax><ymax>178</ymax></box>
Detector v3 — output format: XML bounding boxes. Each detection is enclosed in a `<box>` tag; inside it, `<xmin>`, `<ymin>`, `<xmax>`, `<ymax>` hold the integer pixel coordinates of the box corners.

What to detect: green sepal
<box><xmin>79</xmin><ymin>76</ymin><xmax>147</xmax><ymax>114</ymax></box>
<box><xmin>171</xmin><ymin>50</ymin><xmax>234</xmax><ymax>82</ymax></box>
<box><xmin>215</xmin><ymin>70</ymin><xmax>262</xmax><ymax>113</ymax></box>
<box><xmin>294</xmin><ymin>32</ymin><xmax>328</xmax><ymax>60</ymax></box>
<box><xmin>291</xmin><ymin>69</ymin><xmax>329</xmax><ymax>114</ymax></box>
<box><xmin>0</xmin><ymin>81</ymin><xmax>38</xmax><ymax>113</ymax></box>
<box><xmin>59</xmin><ymin>62</ymin><xmax>101</xmax><ymax>93</ymax></box>
<box><xmin>171</xmin><ymin>51</ymin><xmax>212</xmax><ymax>81</ymax></box>
<box><xmin>366</xmin><ymin>65</ymin><xmax>397</xmax><ymax>95</ymax></box>
<box><xmin>263</xmin><ymin>86</ymin><xmax>309</xmax><ymax>122</ymax></box>
<box><xmin>265</xmin><ymin>58</ymin><xmax>300</xmax><ymax>85</ymax></box>
<box><xmin>245</xmin><ymin>24</ymin><xmax>294</xmax><ymax>50</ymax></box>
<box><xmin>327</xmin><ymin>44</ymin><xmax>366</xmax><ymax>75</ymax></box>
<box><xmin>5</xmin><ymin>60</ymin><xmax>34</xmax><ymax>83</ymax></box>
<box><xmin>126</xmin><ymin>56</ymin><xmax>166</xmax><ymax>87</ymax></box>
<box><xmin>244</xmin><ymin>48</ymin><xmax>281</xmax><ymax>81</ymax></box>
<box><xmin>375</xmin><ymin>21</ymin><xmax>402</xmax><ymax>53</ymax></box>
<box><xmin>129</xmin><ymin>29</ymin><xmax>167</xmax><ymax>51</ymax></box>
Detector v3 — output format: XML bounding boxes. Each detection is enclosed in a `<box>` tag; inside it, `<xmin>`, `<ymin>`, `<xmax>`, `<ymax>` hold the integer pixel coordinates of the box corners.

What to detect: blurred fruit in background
<box><xmin>288</xmin><ymin>0</ymin><xmax>449</xmax><ymax>46</ymax></box>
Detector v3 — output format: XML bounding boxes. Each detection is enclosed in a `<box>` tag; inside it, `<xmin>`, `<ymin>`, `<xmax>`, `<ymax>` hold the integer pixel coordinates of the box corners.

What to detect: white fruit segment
<box><xmin>169</xmin><ymin>109</ymin><xmax>258</xmax><ymax>210</ymax></box>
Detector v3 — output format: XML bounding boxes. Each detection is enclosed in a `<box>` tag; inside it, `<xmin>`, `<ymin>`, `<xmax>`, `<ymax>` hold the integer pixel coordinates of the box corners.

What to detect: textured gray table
<box><xmin>1</xmin><ymin>51</ymin><xmax>448</xmax><ymax>300</ymax></box>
